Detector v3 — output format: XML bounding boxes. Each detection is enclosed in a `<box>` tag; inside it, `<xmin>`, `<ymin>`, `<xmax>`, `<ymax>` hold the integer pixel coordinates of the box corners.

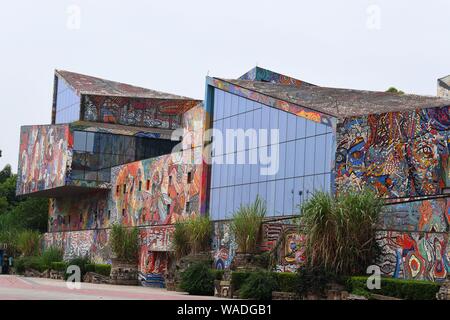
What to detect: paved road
<box><xmin>0</xmin><ymin>275</ymin><xmax>224</xmax><ymax>300</ymax></box>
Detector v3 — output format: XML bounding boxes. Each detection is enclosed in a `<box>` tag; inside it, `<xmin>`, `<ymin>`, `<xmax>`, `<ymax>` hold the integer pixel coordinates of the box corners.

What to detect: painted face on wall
<box><xmin>410</xmin><ymin>133</ymin><xmax>440</xmax><ymax>196</ymax></box>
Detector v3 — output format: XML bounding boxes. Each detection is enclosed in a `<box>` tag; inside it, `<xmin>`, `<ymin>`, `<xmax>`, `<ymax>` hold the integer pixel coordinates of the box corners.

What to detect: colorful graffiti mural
<box><xmin>380</xmin><ymin>198</ymin><xmax>450</xmax><ymax>232</ymax></box>
<box><xmin>16</xmin><ymin>125</ymin><xmax>72</xmax><ymax>195</ymax></box>
<box><xmin>376</xmin><ymin>231</ymin><xmax>449</xmax><ymax>281</ymax></box>
<box><xmin>212</xmin><ymin>221</ymin><xmax>306</xmax><ymax>272</ymax></box>
<box><xmin>139</xmin><ymin>226</ymin><xmax>174</xmax><ymax>275</ymax></box>
<box><xmin>111</xmin><ymin>154</ymin><xmax>203</xmax><ymax>226</ymax></box>
<box><xmin>44</xmin><ymin>229</ymin><xmax>111</xmax><ymax>264</ymax></box>
<box><xmin>49</xmin><ymin>191</ymin><xmax>110</xmax><ymax>232</ymax></box>
<box><xmin>83</xmin><ymin>95</ymin><xmax>199</xmax><ymax>129</ymax></box>
<box><xmin>335</xmin><ymin>106</ymin><xmax>450</xmax><ymax>199</ymax></box>
<box><xmin>212</xmin><ymin>222</ymin><xmax>237</xmax><ymax>270</ymax></box>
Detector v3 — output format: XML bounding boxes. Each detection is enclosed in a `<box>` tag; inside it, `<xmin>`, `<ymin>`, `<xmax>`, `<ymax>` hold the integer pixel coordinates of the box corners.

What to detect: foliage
<box><xmin>300</xmin><ymin>190</ymin><xmax>383</xmax><ymax>276</ymax></box>
<box><xmin>230</xmin><ymin>196</ymin><xmax>266</xmax><ymax>253</ymax></box>
<box><xmin>65</xmin><ymin>256</ymin><xmax>92</xmax><ymax>279</ymax></box>
<box><xmin>386</xmin><ymin>87</ymin><xmax>405</xmax><ymax>95</ymax></box>
<box><xmin>40</xmin><ymin>246</ymin><xmax>63</xmax><ymax>269</ymax></box>
<box><xmin>211</xmin><ymin>269</ymin><xmax>225</xmax><ymax>281</ymax></box>
<box><xmin>186</xmin><ymin>215</ymin><xmax>212</xmax><ymax>254</ymax></box>
<box><xmin>274</xmin><ymin>272</ymin><xmax>297</xmax><ymax>293</ymax></box>
<box><xmin>172</xmin><ymin>219</ymin><xmax>190</xmax><ymax>258</ymax></box>
<box><xmin>94</xmin><ymin>264</ymin><xmax>112</xmax><ymax>277</ymax></box>
<box><xmin>295</xmin><ymin>266</ymin><xmax>338</xmax><ymax>297</ymax></box>
<box><xmin>0</xmin><ymin>165</ymin><xmax>48</xmax><ymax>234</ymax></box>
<box><xmin>239</xmin><ymin>271</ymin><xmax>278</xmax><ymax>300</ymax></box>
<box><xmin>51</xmin><ymin>261</ymin><xmax>68</xmax><ymax>272</ymax></box>
<box><xmin>16</xmin><ymin>230</ymin><xmax>42</xmax><ymax>257</ymax></box>
<box><xmin>251</xmin><ymin>252</ymin><xmax>272</xmax><ymax>270</ymax></box>
<box><xmin>109</xmin><ymin>223</ymin><xmax>139</xmax><ymax>262</ymax></box>
<box><xmin>231</xmin><ymin>271</ymin><xmax>253</xmax><ymax>291</ymax></box>
<box><xmin>0</xmin><ymin>229</ymin><xmax>20</xmax><ymax>256</ymax></box>
<box><xmin>348</xmin><ymin>276</ymin><xmax>441</xmax><ymax>300</ymax></box>
<box><xmin>83</xmin><ymin>263</ymin><xmax>111</xmax><ymax>277</ymax></box>
<box><xmin>180</xmin><ymin>261</ymin><xmax>216</xmax><ymax>296</ymax></box>
<box><xmin>85</xmin><ymin>263</ymin><xmax>96</xmax><ymax>273</ymax></box>
<box><xmin>14</xmin><ymin>256</ymin><xmax>46</xmax><ymax>273</ymax></box>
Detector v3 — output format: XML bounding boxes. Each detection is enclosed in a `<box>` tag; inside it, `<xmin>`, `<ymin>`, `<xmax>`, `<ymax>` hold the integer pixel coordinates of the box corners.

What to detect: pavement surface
<box><xmin>0</xmin><ymin>275</ymin><xmax>224</xmax><ymax>300</ymax></box>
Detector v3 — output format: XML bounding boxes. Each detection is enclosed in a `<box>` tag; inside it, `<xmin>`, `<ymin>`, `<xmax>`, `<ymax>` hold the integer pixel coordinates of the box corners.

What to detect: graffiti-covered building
<box><xmin>16</xmin><ymin>70</ymin><xmax>206</xmax><ymax>286</ymax></box>
<box><xmin>16</xmin><ymin>67</ymin><xmax>450</xmax><ymax>285</ymax></box>
<box><xmin>205</xmin><ymin>68</ymin><xmax>450</xmax><ymax>280</ymax></box>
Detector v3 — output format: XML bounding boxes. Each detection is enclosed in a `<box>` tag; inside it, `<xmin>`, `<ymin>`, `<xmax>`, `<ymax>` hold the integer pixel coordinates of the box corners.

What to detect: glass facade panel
<box><xmin>209</xmin><ymin>88</ymin><xmax>334</xmax><ymax>220</ymax></box>
<box><xmin>71</xmin><ymin>131</ymin><xmax>177</xmax><ymax>183</ymax></box>
<box><xmin>55</xmin><ymin>76</ymin><xmax>81</xmax><ymax>124</ymax></box>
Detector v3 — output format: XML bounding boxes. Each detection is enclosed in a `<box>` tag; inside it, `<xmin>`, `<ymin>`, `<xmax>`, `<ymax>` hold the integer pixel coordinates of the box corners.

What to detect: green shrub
<box><xmin>347</xmin><ymin>276</ymin><xmax>441</xmax><ymax>300</ymax></box>
<box><xmin>64</xmin><ymin>256</ymin><xmax>91</xmax><ymax>280</ymax></box>
<box><xmin>14</xmin><ymin>256</ymin><xmax>47</xmax><ymax>273</ymax></box>
<box><xmin>211</xmin><ymin>269</ymin><xmax>224</xmax><ymax>281</ymax></box>
<box><xmin>85</xmin><ymin>263</ymin><xmax>96</xmax><ymax>273</ymax></box>
<box><xmin>180</xmin><ymin>261</ymin><xmax>216</xmax><ymax>296</ymax></box>
<box><xmin>94</xmin><ymin>264</ymin><xmax>112</xmax><ymax>277</ymax></box>
<box><xmin>275</xmin><ymin>273</ymin><xmax>297</xmax><ymax>293</ymax></box>
<box><xmin>51</xmin><ymin>262</ymin><xmax>67</xmax><ymax>272</ymax></box>
<box><xmin>231</xmin><ymin>196</ymin><xmax>266</xmax><ymax>253</ymax></box>
<box><xmin>231</xmin><ymin>271</ymin><xmax>253</xmax><ymax>291</ymax></box>
<box><xmin>239</xmin><ymin>271</ymin><xmax>278</xmax><ymax>300</ymax></box>
<box><xmin>295</xmin><ymin>266</ymin><xmax>339</xmax><ymax>297</ymax></box>
<box><xmin>41</xmin><ymin>246</ymin><xmax>63</xmax><ymax>269</ymax></box>
<box><xmin>172</xmin><ymin>219</ymin><xmax>190</xmax><ymax>258</ymax></box>
<box><xmin>17</xmin><ymin>230</ymin><xmax>41</xmax><ymax>257</ymax></box>
<box><xmin>14</xmin><ymin>257</ymin><xmax>27</xmax><ymax>274</ymax></box>
<box><xmin>109</xmin><ymin>224</ymin><xmax>139</xmax><ymax>262</ymax></box>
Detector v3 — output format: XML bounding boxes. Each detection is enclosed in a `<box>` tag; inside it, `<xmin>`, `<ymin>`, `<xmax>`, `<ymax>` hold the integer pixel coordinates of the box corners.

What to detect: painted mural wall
<box><xmin>375</xmin><ymin>197</ymin><xmax>450</xmax><ymax>281</ymax></box>
<box><xmin>109</xmin><ymin>104</ymin><xmax>206</xmax><ymax>227</ymax></box>
<box><xmin>44</xmin><ymin>224</ymin><xmax>175</xmax><ymax>281</ymax></box>
<box><xmin>335</xmin><ymin>106</ymin><xmax>450</xmax><ymax>199</ymax></box>
<box><xmin>82</xmin><ymin>95</ymin><xmax>198</xmax><ymax>130</ymax></box>
<box><xmin>48</xmin><ymin>191</ymin><xmax>110</xmax><ymax>232</ymax></box>
<box><xmin>16</xmin><ymin>124</ymin><xmax>72</xmax><ymax>196</ymax></box>
<box><xmin>211</xmin><ymin>220</ymin><xmax>306</xmax><ymax>273</ymax></box>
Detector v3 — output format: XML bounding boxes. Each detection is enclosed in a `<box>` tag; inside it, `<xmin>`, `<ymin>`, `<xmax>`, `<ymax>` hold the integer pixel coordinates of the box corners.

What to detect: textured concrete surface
<box><xmin>0</xmin><ymin>275</ymin><xmax>224</xmax><ymax>300</ymax></box>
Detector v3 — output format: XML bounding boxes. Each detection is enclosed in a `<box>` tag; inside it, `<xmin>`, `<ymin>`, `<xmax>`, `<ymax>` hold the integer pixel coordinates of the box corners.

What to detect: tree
<box><xmin>0</xmin><ymin>164</ymin><xmax>49</xmax><ymax>243</ymax></box>
<box><xmin>386</xmin><ymin>87</ymin><xmax>404</xmax><ymax>95</ymax></box>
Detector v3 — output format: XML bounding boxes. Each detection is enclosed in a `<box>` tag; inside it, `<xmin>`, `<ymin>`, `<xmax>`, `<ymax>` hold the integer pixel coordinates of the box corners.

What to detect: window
<box><xmin>123</xmin><ymin>184</ymin><xmax>127</xmax><ymax>194</ymax></box>
<box><xmin>138</xmin><ymin>181</ymin><xmax>142</xmax><ymax>191</ymax></box>
<box><xmin>122</xmin><ymin>209</ymin><xmax>126</xmax><ymax>216</ymax></box>
<box><xmin>185</xmin><ymin>201</ymin><xmax>190</xmax><ymax>213</ymax></box>
<box><xmin>187</xmin><ymin>172</ymin><xmax>192</xmax><ymax>184</ymax></box>
<box><xmin>107</xmin><ymin>210</ymin><xmax>111</xmax><ymax>220</ymax></box>
<box><xmin>146</xmin><ymin>180</ymin><xmax>150</xmax><ymax>191</ymax></box>
<box><xmin>116</xmin><ymin>185</ymin><xmax>120</xmax><ymax>195</ymax></box>
<box><xmin>169</xmin><ymin>175</ymin><xmax>173</xmax><ymax>185</ymax></box>
<box><xmin>167</xmin><ymin>204</ymin><xmax>171</xmax><ymax>215</ymax></box>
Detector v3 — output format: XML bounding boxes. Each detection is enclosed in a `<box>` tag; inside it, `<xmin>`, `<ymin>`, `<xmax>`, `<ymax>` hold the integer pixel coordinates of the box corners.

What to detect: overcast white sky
<box><xmin>1</xmin><ymin>0</ymin><xmax>449</xmax><ymax>172</ymax></box>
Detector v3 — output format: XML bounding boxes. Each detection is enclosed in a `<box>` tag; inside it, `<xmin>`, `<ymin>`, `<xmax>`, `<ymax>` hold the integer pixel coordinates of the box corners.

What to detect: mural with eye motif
<box><xmin>336</xmin><ymin>106</ymin><xmax>450</xmax><ymax>199</ymax></box>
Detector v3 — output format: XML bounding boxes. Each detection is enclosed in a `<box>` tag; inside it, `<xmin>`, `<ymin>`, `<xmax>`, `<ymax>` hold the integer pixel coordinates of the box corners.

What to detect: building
<box><xmin>16</xmin><ymin>67</ymin><xmax>450</xmax><ymax>285</ymax></box>
<box><xmin>16</xmin><ymin>70</ymin><xmax>206</xmax><ymax>286</ymax></box>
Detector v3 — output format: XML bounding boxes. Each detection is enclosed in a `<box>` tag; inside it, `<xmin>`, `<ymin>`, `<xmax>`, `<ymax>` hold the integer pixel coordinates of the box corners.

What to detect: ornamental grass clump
<box><xmin>17</xmin><ymin>230</ymin><xmax>42</xmax><ymax>257</ymax></box>
<box><xmin>231</xmin><ymin>196</ymin><xmax>266</xmax><ymax>254</ymax></box>
<box><xmin>172</xmin><ymin>219</ymin><xmax>190</xmax><ymax>258</ymax></box>
<box><xmin>186</xmin><ymin>215</ymin><xmax>212</xmax><ymax>254</ymax></box>
<box><xmin>109</xmin><ymin>223</ymin><xmax>139</xmax><ymax>263</ymax></box>
<box><xmin>300</xmin><ymin>189</ymin><xmax>383</xmax><ymax>276</ymax></box>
